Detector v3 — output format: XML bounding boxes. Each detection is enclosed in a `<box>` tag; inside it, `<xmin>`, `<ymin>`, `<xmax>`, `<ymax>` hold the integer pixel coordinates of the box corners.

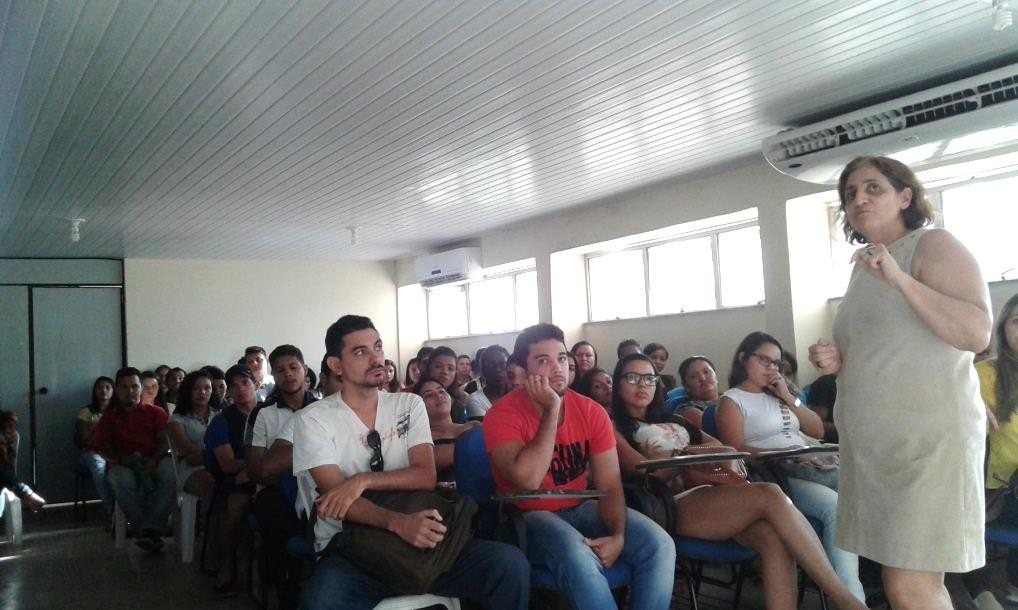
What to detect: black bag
<box><xmin>326</xmin><ymin>487</ymin><xmax>478</xmax><ymax>594</ymax></box>
<box><xmin>622</xmin><ymin>475</ymin><xmax>676</xmax><ymax>532</ymax></box>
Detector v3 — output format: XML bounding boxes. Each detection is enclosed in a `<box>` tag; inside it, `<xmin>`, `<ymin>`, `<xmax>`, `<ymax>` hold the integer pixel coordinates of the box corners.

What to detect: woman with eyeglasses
<box><xmin>414</xmin><ymin>379</ymin><xmax>479</xmax><ymax>482</ymax></box>
<box><xmin>612</xmin><ymin>353</ymin><xmax>868</xmax><ymax>610</ymax></box>
<box><xmin>716</xmin><ymin>332</ymin><xmax>865</xmax><ymax>602</ymax></box>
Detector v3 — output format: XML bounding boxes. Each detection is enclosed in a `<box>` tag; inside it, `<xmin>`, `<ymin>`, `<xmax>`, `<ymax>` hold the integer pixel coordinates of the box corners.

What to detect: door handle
<box><xmin>38</xmin><ymin>387</ymin><xmax>48</xmax><ymax>395</ymax></box>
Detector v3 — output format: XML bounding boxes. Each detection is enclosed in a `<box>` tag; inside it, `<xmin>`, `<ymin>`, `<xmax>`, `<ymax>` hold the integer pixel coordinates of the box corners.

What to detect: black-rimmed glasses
<box><xmin>621</xmin><ymin>372</ymin><xmax>659</xmax><ymax>387</ymax></box>
<box><xmin>366</xmin><ymin>430</ymin><xmax>384</xmax><ymax>472</ymax></box>
<box><xmin>750</xmin><ymin>353</ymin><xmax>781</xmax><ymax>369</ymax></box>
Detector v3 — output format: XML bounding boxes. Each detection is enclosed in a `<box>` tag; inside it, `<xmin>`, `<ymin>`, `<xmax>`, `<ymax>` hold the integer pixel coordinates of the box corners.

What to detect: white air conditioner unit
<box><xmin>763</xmin><ymin>64</ymin><xmax>1018</xmax><ymax>184</ymax></box>
<box><xmin>414</xmin><ymin>247</ymin><xmax>482</xmax><ymax>288</ymax></box>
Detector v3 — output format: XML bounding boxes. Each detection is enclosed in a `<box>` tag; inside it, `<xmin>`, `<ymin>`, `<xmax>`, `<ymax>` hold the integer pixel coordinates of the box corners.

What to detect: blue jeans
<box><xmin>522</xmin><ymin>499</ymin><xmax>675</xmax><ymax>610</ymax></box>
<box><xmin>298</xmin><ymin>538</ymin><xmax>530</xmax><ymax>610</ymax></box>
<box><xmin>787</xmin><ymin>476</ymin><xmax>866</xmax><ymax>602</ymax></box>
<box><xmin>107</xmin><ymin>459</ymin><xmax>176</xmax><ymax>534</ymax></box>
<box><xmin>79</xmin><ymin>450</ymin><xmax>114</xmax><ymax>514</ymax></box>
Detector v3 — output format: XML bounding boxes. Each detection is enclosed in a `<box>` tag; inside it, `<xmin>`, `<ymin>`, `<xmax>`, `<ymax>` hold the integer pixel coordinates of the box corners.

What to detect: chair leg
<box><xmin>731</xmin><ymin>563</ymin><xmax>745</xmax><ymax>610</ymax></box>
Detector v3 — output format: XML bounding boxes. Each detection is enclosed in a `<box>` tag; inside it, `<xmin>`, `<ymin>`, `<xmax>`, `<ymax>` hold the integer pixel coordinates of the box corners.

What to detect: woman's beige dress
<box><xmin>832</xmin><ymin>228</ymin><xmax>985</xmax><ymax>571</ymax></box>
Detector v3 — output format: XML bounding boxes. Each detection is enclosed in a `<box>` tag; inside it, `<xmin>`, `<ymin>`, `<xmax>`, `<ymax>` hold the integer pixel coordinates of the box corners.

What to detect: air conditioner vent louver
<box><xmin>763</xmin><ymin>65</ymin><xmax>1018</xmax><ymax>183</ymax></box>
<box><xmin>419</xmin><ymin>272</ymin><xmax>467</xmax><ymax>288</ymax></box>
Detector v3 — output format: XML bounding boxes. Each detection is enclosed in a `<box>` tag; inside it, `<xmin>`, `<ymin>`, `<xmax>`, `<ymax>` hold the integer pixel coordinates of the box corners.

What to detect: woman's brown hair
<box><xmin>837</xmin><ymin>156</ymin><xmax>934</xmax><ymax>244</ymax></box>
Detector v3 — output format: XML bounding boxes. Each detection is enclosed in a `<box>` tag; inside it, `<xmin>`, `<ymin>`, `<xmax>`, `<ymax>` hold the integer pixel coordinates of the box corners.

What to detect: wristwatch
<box><xmin>789</xmin><ymin>397</ymin><xmax>802</xmax><ymax>408</ymax></box>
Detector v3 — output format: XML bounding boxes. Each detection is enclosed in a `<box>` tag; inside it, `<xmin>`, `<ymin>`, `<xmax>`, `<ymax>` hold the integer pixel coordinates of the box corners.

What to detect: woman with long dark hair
<box><xmin>612</xmin><ymin>353</ymin><xmax>867</xmax><ymax>610</ymax></box>
<box><xmin>165</xmin><ymin>371</ymin><xmax>215</xmax><ymax>504</ymax></box>
<box><xmin>718</xmin><ymin>332</ymin><xmax>864</xmax><ymax>602</ymax></box>
<box><xmin>421</xmin><ymin>346</ymin><xmax>468</xmax><ymax>423</ymax></box>
<box><xmin>809</xmin><ymin>156</ymin><xmax>990</xmax><ymax>609</ymax></box>
<box><xmin>75</xmin><ymin>376</ymin><xmax>115</xmax><ymax>515</ymax></box>
<box><xmin>964</xmin><ymin>293</ymin><xmax>1018</xmax><ymax>608</ymax></box>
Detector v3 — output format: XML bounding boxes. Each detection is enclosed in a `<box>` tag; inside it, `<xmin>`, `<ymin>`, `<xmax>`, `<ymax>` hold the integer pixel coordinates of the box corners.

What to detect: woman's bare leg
<box><xmin>882</xmin><ymin>567</ymin><xmax>951</xmax><ymax>610</ymax></box>
<box><xmin>675</xmin><ymin>483</ymin><xmax>867</xmax><ymax>610</ymax></box>
<box><xmin>730</xmin><ymin>520</ymin><xmax>798</xmax><ymax>609</ymax></box>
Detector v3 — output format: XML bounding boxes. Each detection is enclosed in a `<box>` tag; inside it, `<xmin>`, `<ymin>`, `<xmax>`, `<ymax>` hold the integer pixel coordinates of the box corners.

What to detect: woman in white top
<box><xmin>717</xmin><ymin>332</ymin><xmax>864</xmax><ymax>602</ymax></box>
<box><xmin>166</xmin><ymin>370</ymin><xmax>215</xmax><ymax>502</ymax></box>
<box><xmin>612</xmin><ymin>353</ymin><xmax>867</xmax><ymax>610</ymax></box>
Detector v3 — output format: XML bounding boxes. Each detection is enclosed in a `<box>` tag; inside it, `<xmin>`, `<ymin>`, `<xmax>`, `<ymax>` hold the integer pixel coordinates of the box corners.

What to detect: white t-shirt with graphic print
<box><xmin>292</xmin><ymin>390</ymin><xmax>433</xmax><ymax>552</ymax></box>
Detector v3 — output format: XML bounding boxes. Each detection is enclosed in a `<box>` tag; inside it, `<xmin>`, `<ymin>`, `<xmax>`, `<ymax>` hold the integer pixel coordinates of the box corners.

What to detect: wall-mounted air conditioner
<box><xmin>414</xmin><ymin>247</ymin><xmax>482</xmax><ymax>288</ymax></box>
<box><xmin>763</xmin><ymin>64</ymin><xmax>1018</xmax><ymax>184</ymax></box>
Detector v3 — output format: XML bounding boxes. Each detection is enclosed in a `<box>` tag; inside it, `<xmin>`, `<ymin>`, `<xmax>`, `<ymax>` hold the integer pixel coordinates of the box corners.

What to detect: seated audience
<box><xmin>204</xmin><ymin>364</ymin><xmax>259</xmax><ymax>596</ymax></box>
<box><xmin>464</xmin><ymin>345</ymin><xmax>510</xmax><ymax>420</ymax></box>
<box><xmin>201</xmin><ymin>365</ymin><xmax>228</xmax><ymax>409</ymax></box>
<box><xmin>415</xmin><ymin>346</ymin><xmax>435</xmax><ymax>374</ymax></box>
<box><xmin>165</xmin><ymin>371</ymin><xmax>215</xmax><ymax>506</ymax></box>
<box><xmin>403</xmin><ymin>358</ymin><xmax>421</xmax><ymax>390</ymax></box>
<box><xmin>643</xmin><ymin>342</ymin><xmax>677</xmax><ymax>391</ymax></box>
<box><xmin>485</xmin><ymin>323</ymin><xmax>676</xmax><ymax>610</ymax></box>
<box><xmin>617</xmin><ymin>338</ymin><xmax>642</xmax><ymax>359</ymax></box>
<box><xmin>305</xmin><ymin>367</ymin><xmax>319</xmax><ymax>399</ymax></box>
<box><xmin>247</xmin><ymin>345</ymin><xmax>317</xmax><ymax>608</ymax></box>
<box><xmin>415</xmin><ymin>379</ymin><xmax>479</xmax><ymax>481</ymax></box>
<box><xmin>164</xmin><ymin>366</ymin><xmax>185</xmax><ymax>410</ymax></box>
<box><xmin>566</xmin><ymin>352</ymin><xmax>577</xmax><ymax>387</ymax></box>
<box><xmin>0</xmin><ymin>410</ymin><xmax>45</xmax><ymax>511</ymax></box>
<box><xmin>506</xmin><ymin>355</ymin><xmax>527</xmax><ymax>391</ymax></box>
<box><xmin>804</xmin><ymin>373</ymin><xmax>839</xmax><ymax>443</ymax></box>
<box><xmin>92</xmin><ymin>367</ymin><xmax>175</xmax><ymax>551</ymax></box>
<box><xmin>672</xmin><ymin>355</ymin><xmax>722</xmax><ymax>427</ymax></box>
<box><xmin>715</xmin><ymin>332</ymin><xmax>864</xmax><ymax>601</ymax></box>
<box><xmin>422</xmin><ymin>346</ymin><xmax>467</xmax><ymax>423</ymax></box>
<box><xmin>382</xmin><ymin>359</ymin><xmax>401</xmax><ymax>393</ymax></box>
<box><xmin>573</xmin><ymin>367</ymin><xmax>613</xmax><ymax>412</ymax></box>
<box><xmin>139</xmin><ymin>371</ymin><xmax>160</xmax><ymax>408</ymax></box>
<box><xmin>780</xmin><ymin>350</ymin><xmax>799</xmax><ymax>385</ymax></box>
<box><xmin>455</xmin><ymin>354</ymin><xmax>474</xmax><ymax>392</ymax></box>
<box><xmin>245</xmin><ymin>346</ymin><xmax>275</xmax><ymax>402</ymax></box>
<box><xmin>964</xmin><ymin>293</ymin><xmax>1018</xmax><ymax>609</ymax></box>
<box><xmin>293</xmin><ymin>315</ymin><xmax>529</xmax><ymax>610</ymax></box>
<box><xmin>612</xmin><ymin>353</ymin><xmax>868</xmax><ymax>610</ymax></box>
<box><xmin>570</xmin><ymin>341</ymin><xmax>598</xmax><ymax>388</ymax></box>
<box><xmin>75</xmin><ymin>376</ymin><xmax>115</xmax><ymax>515</ymax></box>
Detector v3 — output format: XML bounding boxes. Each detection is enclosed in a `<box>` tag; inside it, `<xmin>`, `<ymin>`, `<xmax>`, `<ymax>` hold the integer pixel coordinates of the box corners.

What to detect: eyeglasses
<box><xmin>750</xmin><ymin>353</ymin><xmax>781</xmax><ymax>369</ymax></box>
<box><xmin>621</xmin><ymin>373</ymin><xmax>659</xmax><ymax>387</ymax></box>
<box><xmin>366</xmin><ymin>430</ymin><xmax>384</xmax><ymax>473</ymax></box>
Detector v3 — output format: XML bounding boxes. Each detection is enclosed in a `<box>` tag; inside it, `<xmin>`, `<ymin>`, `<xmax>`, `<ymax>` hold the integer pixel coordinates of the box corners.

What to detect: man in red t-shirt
<box><xmin>484</xmin><ymin>323</ymin><xmax>675</xmax><ymax>610</ymax></box>
<box><xmin>92</xmin><ymin>367</ymin><xmax>175</xmax><ymax>552</ymax></box>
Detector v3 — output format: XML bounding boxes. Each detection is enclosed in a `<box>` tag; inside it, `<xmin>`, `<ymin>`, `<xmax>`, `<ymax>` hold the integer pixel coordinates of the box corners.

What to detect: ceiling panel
<box><xmin>0</xmin><ymin>0</ymin><xmax>1015</xmax><ymax>260</ymax></box>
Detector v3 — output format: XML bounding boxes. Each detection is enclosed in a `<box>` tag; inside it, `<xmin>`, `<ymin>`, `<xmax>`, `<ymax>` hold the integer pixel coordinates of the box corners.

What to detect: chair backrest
<box><xmin>453</xmin><ymin>427</ymin><xmax>494</xmax><ymax>505</ymax></box>
<box><xmin>701</xmin><ymin>404</ymin><xmax>720</xmax><ymax>438</ymax></box>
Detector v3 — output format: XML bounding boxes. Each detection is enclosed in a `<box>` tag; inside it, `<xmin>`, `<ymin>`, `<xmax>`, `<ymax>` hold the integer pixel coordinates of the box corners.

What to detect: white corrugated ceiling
<box><xmin>0</xmin><ymin>0</ymin><xmax>1015</xmax><ymax>260</ymax></box>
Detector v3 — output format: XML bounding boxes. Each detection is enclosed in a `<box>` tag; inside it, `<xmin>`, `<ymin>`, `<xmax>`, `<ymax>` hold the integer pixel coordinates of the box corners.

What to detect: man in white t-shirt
<box><xmin>293</xmin><ymin>315</ymin><xmax>528</xmax><ymax>610</ymax></box>
<box><xmin>247</xmin><ymin>344</ymin><xmax>317</xmax><ymax>608</ymax></box>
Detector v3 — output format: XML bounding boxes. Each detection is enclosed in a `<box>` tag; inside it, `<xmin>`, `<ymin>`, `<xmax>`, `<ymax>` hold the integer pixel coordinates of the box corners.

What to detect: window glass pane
<box><xmin>943</xmin><ymin>175</ymin><xmax>1018</xmax><ymax>282</ymax></box>
<box><xmin>718</xmin><ymin>226</ymin><xmax>765</xmax><ymax>307</ymax></box>
<box><xmin>647</xmin><ymin>237</ymin><xmax>716</xmax><ymax>314</ymax></box>
<box><xmin>588</xmin><ymin>250</ymin><xmax>646</xmax><ymax>321</ymax></box>
<box><xmin>427</xmin><ymin>285</ymin><xmax>467</xmax><ymax>339</ymax></box>
<box><xmin>468</xmin><ymin>276</ymin><xmax>515</xmax><ymax>334</ymax></box>
<box><xmin>828</xmin><ymin>206</ymin><xmax>857</xmax><ymax>297</ymax></box>
<box><xmin>515</xmin><ymin>271</ymin><xmax>539</xmax><ymax>329</ymax></box>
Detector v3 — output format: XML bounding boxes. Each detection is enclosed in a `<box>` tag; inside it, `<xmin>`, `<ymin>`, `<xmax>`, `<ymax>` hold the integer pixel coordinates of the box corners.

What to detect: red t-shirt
<box><xmin>91</xmin><ymin>403</ymin><xmax>169</xmax><ymax>458</ymax></box>
<box><xmin>483</xmin><ymin>388</ymin><xmax>615</xmax><ymax>511</ymax></box>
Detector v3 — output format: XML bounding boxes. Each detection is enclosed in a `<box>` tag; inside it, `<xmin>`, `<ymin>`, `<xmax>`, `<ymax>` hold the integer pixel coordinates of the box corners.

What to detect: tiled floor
<box><xmin>1</xmin><ymin>503</ymin><xmax>1001</xmax><ymax>609</ymax></box>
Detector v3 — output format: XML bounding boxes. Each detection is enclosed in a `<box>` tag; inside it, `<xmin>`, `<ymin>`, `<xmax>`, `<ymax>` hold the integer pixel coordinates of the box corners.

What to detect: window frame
<box><xmin>425</xmin><ymin>267</ymin><xmax>538</xmax><ymax>340</ymax></box>
<box><xmin>585</xmin><ymin>218</ymin><xmax>762</xmax><ymax>322</ymax></box>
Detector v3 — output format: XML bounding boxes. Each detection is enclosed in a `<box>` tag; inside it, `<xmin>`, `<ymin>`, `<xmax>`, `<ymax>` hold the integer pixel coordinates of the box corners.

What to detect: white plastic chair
<box><xmin>167</xmin><ymin>437</ymin><xmax>200</xmax><ymax>563</ymax></box>
<box><xmin>373</xmin><ymin>595</ymin><xmax>460</xmax><ymax>610</ymax></box>
<box><xmin>1</xmin><ymin>487</ymin><xmax>23</xmax><ymax>546</ymax></box>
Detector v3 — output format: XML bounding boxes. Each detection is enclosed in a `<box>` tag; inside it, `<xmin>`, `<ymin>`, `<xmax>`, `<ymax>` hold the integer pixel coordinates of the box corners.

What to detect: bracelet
<box><xmin>786</xmin><ymin>397</ymin><xmax>802</xmax><ymax>408</ymax></box>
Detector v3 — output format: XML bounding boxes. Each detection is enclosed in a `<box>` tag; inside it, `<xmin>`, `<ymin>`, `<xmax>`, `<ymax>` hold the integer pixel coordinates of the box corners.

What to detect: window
<box><xmin>586</xmin><ymin>213</ymin><xmax>765</xmax><ymax>322</ymax></box>
<box><xmin>943</xmin><ymin>174</ymin><xmax>1018</xmax><ymax>282</ymax></box>
<box><xmin>426</xmin><ymin>265</ymin><xmax>538</xmax><ymax>339</ymax></box>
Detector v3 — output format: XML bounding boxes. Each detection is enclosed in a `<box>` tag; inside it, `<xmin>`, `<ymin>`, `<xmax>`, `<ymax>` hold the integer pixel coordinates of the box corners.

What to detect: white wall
<box><xmin>395</xmin><ymin>158</ymin><xmax>829</xmax><ymax>380</ymax></box>
<box><xmin>124</xmin><ymin>258</ymin><xmax>397</xmax><ymax>374</ymax></box>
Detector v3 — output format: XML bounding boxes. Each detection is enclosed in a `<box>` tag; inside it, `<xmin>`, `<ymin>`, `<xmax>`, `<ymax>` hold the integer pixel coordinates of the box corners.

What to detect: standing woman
<box><xmin>810</xmin><ymin>156</ymin><xmax>991</xmax><ymax>610</ymax></box>
<box><xmin>75</xmin><ymin>376</ymin><xmax>115</xmax><ymax>515</ymax></box>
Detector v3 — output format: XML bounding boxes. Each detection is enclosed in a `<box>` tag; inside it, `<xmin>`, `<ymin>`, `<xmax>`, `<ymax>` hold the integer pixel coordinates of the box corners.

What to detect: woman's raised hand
<box><xmin>808</xmin><ymin>339</ymin><xmax>842</xmax><ymax>375</ymax></box>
